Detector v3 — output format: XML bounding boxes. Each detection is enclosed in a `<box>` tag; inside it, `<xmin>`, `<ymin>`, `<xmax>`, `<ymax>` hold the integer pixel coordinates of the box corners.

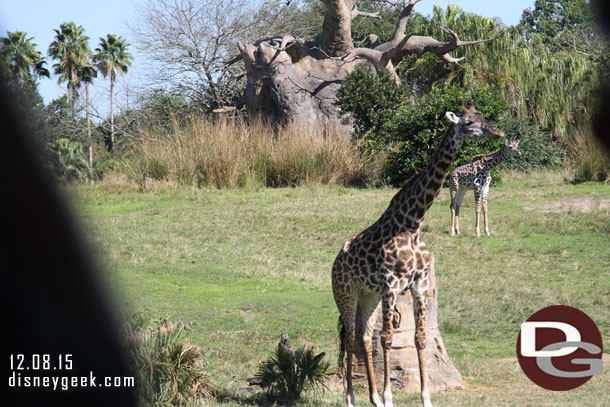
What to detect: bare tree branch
<box><xmin>389</xmin><ymin>0</ymin><xmax>421</xmax><ymax>44</ymax></box>
<box><xmin>438</xmin><ymin>26</ymin><xmax>494</xmax><ymax>48</ymax></box>
<box><xmin>351</xmin><ymin>7</ymin><xmax>381</xmax><ymax>20</ymax></box>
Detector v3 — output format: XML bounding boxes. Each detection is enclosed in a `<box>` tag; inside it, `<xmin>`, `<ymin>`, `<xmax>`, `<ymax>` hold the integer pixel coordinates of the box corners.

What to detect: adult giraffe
<box><xmin>332</xmin><ymin>101</ymin><xmax>504</xmax><ymax>407</ymax></box>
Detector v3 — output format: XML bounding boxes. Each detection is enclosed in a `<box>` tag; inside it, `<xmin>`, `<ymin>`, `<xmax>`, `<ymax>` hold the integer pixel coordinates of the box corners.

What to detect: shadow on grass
<box><xmin>215</xmin><ymin>387</ymin><xmax>274</xmax><ymax>406</ymax></box>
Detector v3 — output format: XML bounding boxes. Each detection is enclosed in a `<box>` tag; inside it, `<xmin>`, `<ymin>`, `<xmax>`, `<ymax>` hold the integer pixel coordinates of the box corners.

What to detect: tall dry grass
<box><xmin>118</xmin><ymin>116</ymin><xmax>385</xmax><ymax>188</ymax></box>
<box><xmin>568</xmin><ymin>126</ymin><xmax>610</xmax><ymax>183</ymax></box>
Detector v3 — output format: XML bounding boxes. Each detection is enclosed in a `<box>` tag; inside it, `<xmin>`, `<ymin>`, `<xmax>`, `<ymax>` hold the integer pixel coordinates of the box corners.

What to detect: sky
<box><xmin>0</xmin><ymin>0</ymin><xmax>536</xmax><ymax>117</ymax></box>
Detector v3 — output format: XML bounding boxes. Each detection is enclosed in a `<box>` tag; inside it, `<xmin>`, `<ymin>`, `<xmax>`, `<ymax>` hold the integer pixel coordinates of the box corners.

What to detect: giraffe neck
<box><xmin>387</xmin><ymin>126</ymin><xmax>461</xmax><ymax>232</ymax></box>
<box><xmin>478</xmin><ymin>148</ymin><xmax>508</xmax><ymax>170</ymax></box>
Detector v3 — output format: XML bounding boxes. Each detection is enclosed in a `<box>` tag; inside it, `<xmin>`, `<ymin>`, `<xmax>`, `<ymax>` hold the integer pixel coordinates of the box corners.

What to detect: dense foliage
<box><xmin>337</xmin><ymin>68</ymin><xmax>564</xmax><ymax>185</ymax></box>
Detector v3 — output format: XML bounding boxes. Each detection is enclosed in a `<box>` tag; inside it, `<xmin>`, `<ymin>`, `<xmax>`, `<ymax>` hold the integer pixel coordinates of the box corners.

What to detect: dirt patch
<box><xmin>239</xmin><ymin>308</ymin><xmax>255</xmax><ymax>323</ymax></box>
<box><xmin>498</xmin><ymin>357</ymin><xmax>518</xmax><ymax>363</ymax></box>
<box><xmin>524</xmin><ymin>198</ymin><xmax>610</xmax><ymax>213</ymax></box>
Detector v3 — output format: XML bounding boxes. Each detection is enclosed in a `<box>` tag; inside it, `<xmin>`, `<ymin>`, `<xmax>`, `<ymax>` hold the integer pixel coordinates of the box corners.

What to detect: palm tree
<box><xmin>94</xmin><ymin>34</ymin><xmax>132</xmax><ymax>155</ymax></box>
<box><xmin>0</xmin><ymin>31</ymin><xmax>50</xmax><ymax>82</ymax></box>
<box><xmin>79</xmin><ymin>64</ymin><xmax>97</xmax><ymax>175</ymax></box>
<box><xmin>48</xmin><ymin>22</ymin><xmax>91</xmax><ymax>106</ymax></box>
<box><xmin>55</xmin><ymin>138</ymin><xmax>90</xmax><ymax>183</ymax></box>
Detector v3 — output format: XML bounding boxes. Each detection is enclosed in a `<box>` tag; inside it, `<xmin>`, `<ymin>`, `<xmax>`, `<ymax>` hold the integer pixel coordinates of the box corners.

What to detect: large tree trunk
<box><xmin>237</xmin><ymin>38</ymin><xmax>367</xmax><ymax>133</ymax></box>
<box><xmin>236</xmin><ymin>0</ymin><xmax>491</xmax><ymax>131</ymax></box>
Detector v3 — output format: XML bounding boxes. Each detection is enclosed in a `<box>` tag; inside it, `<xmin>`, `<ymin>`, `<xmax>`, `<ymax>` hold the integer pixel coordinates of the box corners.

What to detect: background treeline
<box><xmin>1</xmin><ymin>0</ymin><xmax>608</xmax><ymax>188</ymax></box>
<box><xmin>338</xmin><ymin>1</ymin><xmax>608</xmax><ymax>184</ymax></box>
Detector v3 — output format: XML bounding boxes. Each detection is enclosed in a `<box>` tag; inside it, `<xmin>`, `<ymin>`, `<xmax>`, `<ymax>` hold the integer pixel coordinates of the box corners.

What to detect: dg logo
<box><xmin>516</xmin><ymin>305</ymin><xmax>604</xmax><ymax>390</ymax></box>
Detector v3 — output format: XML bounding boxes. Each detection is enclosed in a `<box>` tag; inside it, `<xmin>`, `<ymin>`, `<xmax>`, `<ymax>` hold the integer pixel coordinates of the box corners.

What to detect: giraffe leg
<box><xmin>449</xmin><ymin>179</ymin><xmax>458</xmax><ymax>236</ymax></box>
<box><xmin>359</xmin><ymin>295</ymin><xmax>384</xmax><ymax>407</ymax></box>
<box><xmin>381</xmin><ymin>291</ymin><xmax>398</xmax><ymax>407</ymax></box>
<box><xmin>475</xmin><ymin>209</ymin><xmax>480</xmax><ymax>237</ymax></box>
<box><xmin>412</xmin><ymin>278</ymin><xmax>433</xmax><ymax>407</ymax></box>
<box><xmin>332</xmin><ymin>262</ymin><xmax>358</xmax><ymax>407</ymax></box>
<box><xmin>450</xmin><ymin>208</ymin><xmax>456</xmax><ymax>236</ymax></box>
<box><xmin>454</xmin><ymin>187</ymin><xmax>467</xmax><ymax>236</ymax></box>
<box><xmin>339</xmin><ymin>299</ymin><xmax>357</xmax><ymax>407</ymax></box>
<box><xmin>482</xmin><ymin>183</ymin><xmax>490</xmax><ymax>236</ymax></box>
<box><xmin>474</xmin><ymin>188</ymin><xmax>482</xmax><ymax>237</ymax></box>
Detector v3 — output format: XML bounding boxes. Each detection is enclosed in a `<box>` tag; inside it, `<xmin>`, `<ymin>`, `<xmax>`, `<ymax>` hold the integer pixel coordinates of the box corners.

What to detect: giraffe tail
<box><xmin>336</xmin><ymin>316</ymin><xmax>346</xmax><ymax>377</ymax></box>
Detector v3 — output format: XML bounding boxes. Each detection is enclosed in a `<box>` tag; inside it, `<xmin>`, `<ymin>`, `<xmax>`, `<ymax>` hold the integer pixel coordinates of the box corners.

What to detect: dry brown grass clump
<box><xmin>568</xmin><ymin>126</ymin><xmax>610</xmax><ymax>183</ymax></box>
<box><xmin>118</xmin><ymin>116</ymin><xmax>385</xmax><ymax>189</ymax></box>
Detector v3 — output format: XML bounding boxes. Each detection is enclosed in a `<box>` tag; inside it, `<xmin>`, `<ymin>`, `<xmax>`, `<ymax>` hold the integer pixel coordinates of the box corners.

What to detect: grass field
<box><xmin>73</xmin><ymin>171</ymin><xmax>610</xmax><ymax>406</ymax></box>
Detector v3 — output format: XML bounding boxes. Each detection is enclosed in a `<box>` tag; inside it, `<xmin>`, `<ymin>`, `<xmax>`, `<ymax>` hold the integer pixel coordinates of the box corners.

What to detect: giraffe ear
<box><xmin>445</xmin><ymin>111</ymin><xmax>460</xmax><ymax>124</ymax></box>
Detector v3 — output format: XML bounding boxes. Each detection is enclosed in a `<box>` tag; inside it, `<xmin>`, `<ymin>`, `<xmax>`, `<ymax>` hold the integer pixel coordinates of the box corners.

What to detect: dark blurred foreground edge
<box><xmin>1</xmin><ymin>79</ymin><xmax>134</xmax><ymax>405</ymax></box>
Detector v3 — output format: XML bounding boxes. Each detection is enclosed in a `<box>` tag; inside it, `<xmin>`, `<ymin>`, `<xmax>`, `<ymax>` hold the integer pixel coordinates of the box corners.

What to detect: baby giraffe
<box><xmin>449</xmin><ymin>139</ymin><xmax>521</xmax><ymax>237</ymax></box>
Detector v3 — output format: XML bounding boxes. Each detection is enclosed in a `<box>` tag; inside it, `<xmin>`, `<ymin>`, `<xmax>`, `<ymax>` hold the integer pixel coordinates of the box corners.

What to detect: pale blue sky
<box><xmin>0</xmin><ymin>0</ymin><xmax>536</xmax><ymax>114</ymax></box>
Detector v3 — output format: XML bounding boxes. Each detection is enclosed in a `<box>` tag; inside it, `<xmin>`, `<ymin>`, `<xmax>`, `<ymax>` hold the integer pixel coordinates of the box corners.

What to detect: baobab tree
<box><xmin>234</xmin><ymin>0</ymin><xmax>493</xmax><ymax>130</ymax></box>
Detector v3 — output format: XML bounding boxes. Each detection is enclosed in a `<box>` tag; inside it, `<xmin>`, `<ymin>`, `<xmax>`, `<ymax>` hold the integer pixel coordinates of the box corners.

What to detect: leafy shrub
<box><xmin>336</xmin><ymin>68</ymin><xmax>405</xmax><ymax>146</ymax></box>
<box><xmin>382</xmin><ymin>85</ymin><xmax>508</xmax><ymax>185</ymax></box>
<box><xmin>338</xmin><ymin>69</ymin><xmax>509</xmax><ymax>185</ymax></box>
<box><xmin>253</xmin><ymin>343</ymin><xmax>330</xmax><ymax>404</ymax></box>
<box><xmin>53</xmin><ymin>138</ymin><xmax>90</xmax><ymax>183</ymax></box>
<box><xmin>494</xmin><ymin>116</ymin><xmax>565</xmax><ymax>171</ymax></box>
<box><xmin>123</xmin><ymin>320</ymin><xmax>214</xmax><ymax>407</ymax></box>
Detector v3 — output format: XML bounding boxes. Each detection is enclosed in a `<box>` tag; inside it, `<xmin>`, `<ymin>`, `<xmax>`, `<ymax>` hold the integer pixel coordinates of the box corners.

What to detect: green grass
<box><xmin>73</xmin><ymin>171</ymin><xmax>610</xmax><ymax>406</ymax></box>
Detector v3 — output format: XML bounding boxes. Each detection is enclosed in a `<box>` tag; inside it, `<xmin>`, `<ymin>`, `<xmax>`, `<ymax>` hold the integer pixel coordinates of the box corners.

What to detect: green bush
<box><xmin>338</xmin><ymin>69</ymin><xmax>508</xmax><ymax>185</ymax></box>
<box><xmin>338</xmin><ymin>68</ymin><xmax>570</xmax><ymax>185</ymax></box>
<box><xmin>494</xmin><ymin>116</ymin><xmax>565</xmax><ymax>171</ymax></box>
<box><xmin>383</xmin><ymin>85</ymin><xmax>508</xmax><ymax>185</ymax></box>
<box><xmin>336</xmin><ymin>68</ymin><xmax>405</xmax><ymax>148</ymax></box>
<box><xmin>53</xmin><ymin>138</ymin><xmax>90</xmax><ymax>183</ymax></box>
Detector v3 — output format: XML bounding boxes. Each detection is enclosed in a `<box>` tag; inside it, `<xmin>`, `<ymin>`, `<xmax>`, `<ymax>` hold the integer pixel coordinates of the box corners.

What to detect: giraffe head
<box><xmin>445</xmin><ymin>100</ymin><xmax>504</xmax><ymax>140</ymax></box>
<box><xmin>503</xmin><ymin>139</ymin><xmax>521</xmax><ymax>157</ymax></box>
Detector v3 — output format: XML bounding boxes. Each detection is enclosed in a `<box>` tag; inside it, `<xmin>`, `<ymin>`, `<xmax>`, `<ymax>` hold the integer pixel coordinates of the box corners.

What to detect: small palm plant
<box><xmin>253</xmin><ymin>335</ymin><xmax>330</xmax><ymax>404</ymax></box>
<box><xmin>123</xmin><ymin>320</ymin><xmax>214</xmax><ymax>407</ymax></box>
<box><xmin>54</xmin><ymin>138</ymin><xmax>89</xmax><ymax>183</ymax></box>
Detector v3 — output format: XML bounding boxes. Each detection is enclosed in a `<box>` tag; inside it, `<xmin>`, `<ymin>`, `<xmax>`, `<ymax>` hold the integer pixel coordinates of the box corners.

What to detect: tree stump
<box><xmin>352</xmin><ymin>253</ymin><xmax>462</xmax><ymax>391</ymax></box>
